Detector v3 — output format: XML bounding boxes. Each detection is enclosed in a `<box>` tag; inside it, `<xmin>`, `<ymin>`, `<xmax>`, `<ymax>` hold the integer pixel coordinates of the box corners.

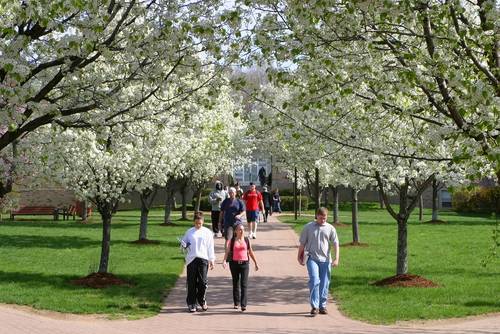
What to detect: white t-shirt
<box><xmin>181</xmin><ymin>226</ymin><xmax>215</xmax><ymax>265</ymax></box>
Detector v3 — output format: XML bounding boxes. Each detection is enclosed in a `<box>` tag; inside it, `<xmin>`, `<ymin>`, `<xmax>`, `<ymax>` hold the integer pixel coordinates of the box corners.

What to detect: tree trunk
<box><xmin>98</xmin><ymin>203</ymin><xmax>113</xmax><ymax>273</ymax></box>
<box><xmin>332</xmin><ymin>185</ymin><xmax>339</xmax><ymax>224</ymax></box>
<box><xmin>163</xmin><ymin>183</ymin><xmax>175</xmax><ymax>225</ymax></box>
<box><xmin>419</xmin><ymin>195</ymin><xmax>424</xmax><ymax>221</ymax></box>
<box><xmin>378</xmin><ymin>191</ymin><xmax>385</xmax><ymax>209</ymax></box>
<box><xmin>314</xmin><ymin>167</ymin><xmax>320</xmax><ymax>211</ymax></box>
<box><xmin>139</xmin><ymin>204</ymin><xmax>149</xmax><ymax>240</ymax></box>
<box><xmin>432</xmin><ymin>179</ymin><xmax>439</xmax><ymax>221</ymax></box>
<box><xmin>138</xmin><ymin>187</ymin><xmax>158</xmax><ymax>239</ymax></box>
<box><xmin>298</xmin><ymin>189</ymin><xmax>302</xmax><ymax>217</ymax></box>
<box><xmin>195</xmin><ymin>187</ymin><xmax>203</xmax><ymax>212</ymax></box>
<box><xmin>181</xmin><ymin>180</ymin><xmax>188</xmax><ymax>220</ymax></box>
<box><xmin>294</xmin><ymin>167</ymin><xmax>298</xmax><ymax>220</ymax></box>
<box><xmin>396</xmin><ymin>180</ymin><xmax>410</xmax><ymax>275</ymax></box>
<box><xmin>351</xmin><ymin>188</ymin><xmax>359</xmax><ymax>243</ymax></box>
<box><xmin>81</xmin><ymin>200</ymin><xmax>88</xmax><ymax>222</ymax></box>
<box><xmin>396</xmin><ymin>218</ymin><xmax>409</xmax><ymax>275</ymax></box>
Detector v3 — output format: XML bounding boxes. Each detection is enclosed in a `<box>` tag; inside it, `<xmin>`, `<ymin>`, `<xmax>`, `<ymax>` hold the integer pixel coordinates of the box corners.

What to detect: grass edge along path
<box><xmin>280</xmin><ymin>208</ymin><xmax>500</xmax><ymax>324</ymax></box>
<box><xmin>0</xmin><ymin>209</ymin><xmax>191</xmax><ymax>319</ymax></box>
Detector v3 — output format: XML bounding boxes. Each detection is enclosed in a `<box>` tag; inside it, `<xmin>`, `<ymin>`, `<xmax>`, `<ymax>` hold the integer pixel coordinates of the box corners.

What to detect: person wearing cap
<box><xmin>222</xmin><ymin>222</ymin><xmax>259</xmax><ymax>311</ymax></box>
<box><xmin>219</xmin><ymin>187</ymin><xmax>245</xmax><ymax>241</ymax></box>
<box><xmin>180</xmin><ymin>212</ymin><xmax>215</xmax><ymax>313</ymax></box>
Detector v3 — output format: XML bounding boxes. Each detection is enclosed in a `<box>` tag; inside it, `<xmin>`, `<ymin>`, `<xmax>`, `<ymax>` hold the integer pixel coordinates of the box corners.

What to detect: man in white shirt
<box><xmin>180</xmin><ymin>212</ymin><xmax>215</xmax><ymax>312</ymax></box>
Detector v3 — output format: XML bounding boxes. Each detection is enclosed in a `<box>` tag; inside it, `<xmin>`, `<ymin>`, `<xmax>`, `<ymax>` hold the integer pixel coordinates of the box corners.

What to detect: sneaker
<box><xmin>252</xmin><ymin>233</ymin><xmax>256</xmax><ymax>239</ymax></box>
<box><xmin>217</xmin><ymin>232</ymin><xmax>222</xmax><ymax>238</ymax></box>
<box><xmin>241</xmin><ymin>306</ymin><xmax>246</xmax><ymax>312</ymax></box>
<box><xmin>201</xmin><ymin>302</ymin><xmax>208</xmax><ymax>311</ymax></box>
<box><xmin>319</xmin><ymin>308</ymin><xmax>328</xmax><ymax>315</ymax></box>
<box><xmin>233</xmin><ymin>305</ymin><xmax>239</xmax><ymax>309</ymax></box>
<box><xmin>310</xmin><ymin>308</ymin><xmax>318</xmax><ymax>316</ymax></box>
<box><xmin>188</xmin><ymin>305</ymin><xmax>196</xmax><ymax>313</ymax></box>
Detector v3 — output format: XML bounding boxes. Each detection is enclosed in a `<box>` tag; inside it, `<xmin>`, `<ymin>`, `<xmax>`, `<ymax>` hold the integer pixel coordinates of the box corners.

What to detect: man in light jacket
<box><xmin>208</xmin><ymin>181</ymin><xmax>227</xmax><ymax>237</ymax></box>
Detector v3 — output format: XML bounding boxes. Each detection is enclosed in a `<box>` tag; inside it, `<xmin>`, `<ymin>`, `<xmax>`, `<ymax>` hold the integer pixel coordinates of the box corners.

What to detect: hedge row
<box><xmin>452</xmin><ymin>186</ymin><xmax>500</xmax><ymax>213</ymax></box>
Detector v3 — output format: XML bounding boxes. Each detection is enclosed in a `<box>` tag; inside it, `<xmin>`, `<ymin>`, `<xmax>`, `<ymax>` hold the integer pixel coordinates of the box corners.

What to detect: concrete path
<box><xmin>1</xmin><ymin>214</ymin><xmax>499</xmax><ymax>334</ymax></box>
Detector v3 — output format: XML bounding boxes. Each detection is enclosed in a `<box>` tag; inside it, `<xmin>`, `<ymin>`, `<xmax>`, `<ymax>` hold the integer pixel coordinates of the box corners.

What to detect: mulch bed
<box><xmin>70</xmin><ymin>273</ymin><xmax>134</xmax><ymax>289</ymax></box>
<box><xmin>131</xmin><ymin>239</ymin><xmax>161</xmax><ymax>245</ymax></box>
<box><xmin>423</xmin><ymin>219</ymin><xmax>447</xmax><ymax>224</ymax></box>
<box><xmin>372</xmin><ymin>274</ymin><xmax>439</xmax><ymax>288</ymax></box>
<box><xmin>333</xmin><ymin>222</ymin><xmax>349</xmax><ymax>227</ymax></box>
<box><xmin>341</xmin><ymin>241</ymin><xmax>369</xmax><ymax>247</ymax></box>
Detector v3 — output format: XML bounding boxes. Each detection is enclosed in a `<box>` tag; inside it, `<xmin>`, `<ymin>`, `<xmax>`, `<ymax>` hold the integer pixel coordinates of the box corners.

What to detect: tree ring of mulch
<box><xmin>341</xmin><ymin>241</ymin><xmax>369</xmax><ymax>247</ymax></box>
<box><xmin>131</xmin><ymin>239</ymin><xmax>161</xmax><ymax>245</ymax></box>
<box><xmin>423</xmin><ymin>219</ymin><xmax>447</xmax><ymax>224</ymax></box>
<box><xmin>70</xmin><ymin>273</ymin><xmax>134</xmax><ymax>289</ymax></box>
<box><xmin>372</xmin><ymin>274</ymin><xmax>439</xmax><ymax>288</ymax></box>
<box><xmin>333</xmin><ymin>222</ymin><xmax>349</xmax><ymax>227</ymax></box>
<box><xmin>159</xmin><ymin>222</ymin><xmax>178</xmax><ymax>227</ymax></box>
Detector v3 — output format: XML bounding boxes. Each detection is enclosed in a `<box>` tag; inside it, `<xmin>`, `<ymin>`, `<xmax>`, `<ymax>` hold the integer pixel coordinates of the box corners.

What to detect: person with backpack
<box><xmin>222</xmin><ymin>222</ymin><xmax>259</xmax><ymax>311</ymax></box>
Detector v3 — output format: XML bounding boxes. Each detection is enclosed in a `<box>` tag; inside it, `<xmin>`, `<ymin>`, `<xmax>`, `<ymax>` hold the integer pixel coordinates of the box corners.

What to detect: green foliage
<box><xmin>283</xmin><ymin>209</ymin><xmax>500</xmax><ymax>323</ymax></box>
<box><xmin>452</xmin><ymin>186</ymin><xmax>500</xmax><ymax>213</ymax></box>
<box><xmin>279</xmin><ymin>196</ymin><xmax>308</xmax><ymax>211</ymax></box>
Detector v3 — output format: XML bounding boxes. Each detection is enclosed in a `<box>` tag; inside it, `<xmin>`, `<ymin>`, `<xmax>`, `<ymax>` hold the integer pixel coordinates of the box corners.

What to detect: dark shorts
<box><xmin>246</xmin><ymin>210</ymin><xmax>259</xmax><ymax>222</ymax></box>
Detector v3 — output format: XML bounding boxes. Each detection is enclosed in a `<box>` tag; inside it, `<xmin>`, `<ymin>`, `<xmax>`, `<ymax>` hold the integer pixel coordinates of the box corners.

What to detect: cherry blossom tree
<box><xmin>0</xmin><ymin>0</ymin><xmax>244</xmax><ymax>200</ymax></box>
<box><xmin>245</xmin><ymin>0</ymin><xmax>499</xmax><ymax>176</ymax></box>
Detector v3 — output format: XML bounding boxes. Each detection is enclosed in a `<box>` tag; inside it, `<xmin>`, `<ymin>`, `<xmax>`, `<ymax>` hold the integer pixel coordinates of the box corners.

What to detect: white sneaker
<box><xmin>249</xmin><ymin>232</ymin><xmax>254</xmax><ymax>239</ymax></box>
<box><xmin>252</xmin><ymin>232</ymin><xmax>256</xmax><ymax>239</ymax></box>
<box><xmin>217</xmin><ymin>232</ymin><xmax>222</xmax><ymax>238</ymax></box>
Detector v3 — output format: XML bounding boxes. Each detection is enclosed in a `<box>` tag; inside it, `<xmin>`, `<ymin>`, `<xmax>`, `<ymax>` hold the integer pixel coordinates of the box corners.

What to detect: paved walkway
<box><xmin>1</xmin><ymin>214</ymin><xmax>499</xmax><ymax>334</ymax></box>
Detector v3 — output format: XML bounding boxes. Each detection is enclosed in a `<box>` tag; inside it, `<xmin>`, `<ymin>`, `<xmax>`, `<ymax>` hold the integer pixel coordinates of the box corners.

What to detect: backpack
<box><xmin>228</xmin><ymin>236</ymin><xmax>250</xmax><ymax>261</ymax></box>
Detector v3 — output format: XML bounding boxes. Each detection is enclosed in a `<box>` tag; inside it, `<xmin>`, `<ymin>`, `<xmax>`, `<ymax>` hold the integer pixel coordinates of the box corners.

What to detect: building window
<box><xmin>234</xmin><ymin>158</ymin><xmax>270</xmax><ymax>186</ymax></box>
<box><xmin>440</xmin><ymin>189</ymin><xmax>452</xmax><ymax>208</ymax></box>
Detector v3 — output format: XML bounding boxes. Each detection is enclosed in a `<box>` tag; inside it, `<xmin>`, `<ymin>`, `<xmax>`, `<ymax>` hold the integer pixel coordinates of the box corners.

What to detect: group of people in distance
<box><xmin>180</xmin><ymin>197</ymin><xmax>340</xmax><ymax>317</ymax></box>
<box><xmin>208</xmin><ymin>181</ymin><xmax>281</xmax><ymax>240</ymax></box>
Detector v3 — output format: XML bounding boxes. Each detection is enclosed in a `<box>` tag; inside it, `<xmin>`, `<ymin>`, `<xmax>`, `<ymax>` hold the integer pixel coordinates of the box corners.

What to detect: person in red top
<box><xmin>242</xmin><ymin>182</ymin><xmax>265</xmax><ymax>239</ymax></box>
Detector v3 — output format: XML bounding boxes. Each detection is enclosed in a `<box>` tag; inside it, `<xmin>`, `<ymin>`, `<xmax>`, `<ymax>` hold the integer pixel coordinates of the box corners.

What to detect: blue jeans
<box><xmin>306</xmin><ymin>257</ymin><xmax>331</xmax><ymax>309</ymax></box>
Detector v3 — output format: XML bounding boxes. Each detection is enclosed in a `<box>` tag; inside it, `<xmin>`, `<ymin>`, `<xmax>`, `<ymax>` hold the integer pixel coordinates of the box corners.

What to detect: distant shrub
<box><xmin>279</xmin><ymin>196</ymin><xmax>309</xmax><ymax>211</ymax></box>
<box><xmin>452</xmin><ymin>186</ymin><xmax>500</xmax><ymax>213</ymax></box>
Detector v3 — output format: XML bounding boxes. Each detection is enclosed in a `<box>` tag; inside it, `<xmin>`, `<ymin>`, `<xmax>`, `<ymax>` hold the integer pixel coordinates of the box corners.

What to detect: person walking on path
<box><xmin>180</xmin><ymin>212</ymin><xmax>215</xmax><ymax>313</ymax></box>
<box><xmin>222</xmin><ymin>222</ymin><xmax>259</xmax><ymax>311</ymax></box>
<box><xmin>220</xmin><ymin>187</ymin><xmax>245</xmax><ymax>242</ymax></box>
<box><xmin>297</xmin><ymin>207</ymin><xmax>340</xmax><ymax>316</ymax></box>
<box><xmin>272</xmin><ymin>188</ymin><xmax>282</xmax><ymax>213</ymax></box>
<box><xmin>261</xmin><ymin>186</ymin><xmax>272</xmax><ymax>222</ymax></box>
<box><xmin>208</xmin><ymin>181</ymin><xmax>227</xmax><ymax>237</ymax></box>
<box><xmin>242</xmin><ymin>182</ymin><xmax>265</xmax><ymax>239</ymax></box>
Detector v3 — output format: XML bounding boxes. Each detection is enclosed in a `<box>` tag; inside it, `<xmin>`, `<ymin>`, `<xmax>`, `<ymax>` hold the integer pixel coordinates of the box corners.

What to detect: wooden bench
<box><xmin>63</xmin><ymin>203</ymin><xmax>93</xmax><ymax>220</ymax></box>
<box><xmin>10</xmin><ymin>206</ymin><xmax>60</xmax><ymax>220</ymax></box>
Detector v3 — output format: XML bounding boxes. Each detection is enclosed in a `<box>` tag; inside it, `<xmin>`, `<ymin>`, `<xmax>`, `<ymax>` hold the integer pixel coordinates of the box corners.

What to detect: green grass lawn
<box><xmin>282</xmin><ymin>208</ymin><xmax>500</xmax><ymax>324</ymax></box>
<box><xmin>0</xmin><ymin>209</ymin><xmax>193</xmax><ymax>318</ymax></box>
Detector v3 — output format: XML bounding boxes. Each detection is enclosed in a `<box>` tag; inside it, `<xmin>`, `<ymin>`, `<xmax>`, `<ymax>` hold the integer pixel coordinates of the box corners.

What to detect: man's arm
<box><xmin>332</xmin><ymin>243</ymin><xmax>340</xmax><ymax>267</ymax></box>
<box><xmin>297</xmin><ymin>244</ymin><xmax>305</xmax><ymax>266</ymax></box>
